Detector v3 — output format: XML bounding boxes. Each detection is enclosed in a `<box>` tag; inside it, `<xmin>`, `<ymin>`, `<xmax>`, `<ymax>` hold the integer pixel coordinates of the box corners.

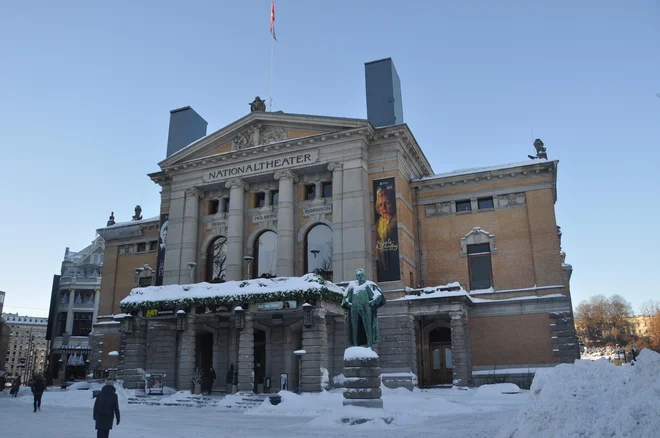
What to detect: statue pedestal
<box><xmin>342</xmin><ymin>347</ymin><xmax>383</xmax><ymax>409</ymax></box>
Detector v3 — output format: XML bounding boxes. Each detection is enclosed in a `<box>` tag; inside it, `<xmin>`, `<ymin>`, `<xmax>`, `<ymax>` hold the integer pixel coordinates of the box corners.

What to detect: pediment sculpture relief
<box><xmin>232</xmin><ymin>125</ymin><xmax>289</xmax><ymax>150</ymax></box>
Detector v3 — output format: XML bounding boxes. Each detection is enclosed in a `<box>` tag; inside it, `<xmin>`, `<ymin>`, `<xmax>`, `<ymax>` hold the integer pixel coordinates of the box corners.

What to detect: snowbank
<box><xmin>475</xmin><ymin>383</ymin><xmax>521</xmax><ymax>396</ymax></box>
<box><xmin>344</xmin><ymin>347</ymin><xmax>378</xmax><ymax>360</ymax></box>
<box><xmin>499</xmin><ymin>349</ymin><xmax>660</xmax><ymax>438</ymax></box>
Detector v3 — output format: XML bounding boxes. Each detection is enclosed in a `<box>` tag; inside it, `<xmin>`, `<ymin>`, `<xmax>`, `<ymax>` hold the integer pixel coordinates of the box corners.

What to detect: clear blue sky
<box><xmin>1</xmin><ymin>1</ymin><xmax>658</xmax><ymax>317</ymax></box>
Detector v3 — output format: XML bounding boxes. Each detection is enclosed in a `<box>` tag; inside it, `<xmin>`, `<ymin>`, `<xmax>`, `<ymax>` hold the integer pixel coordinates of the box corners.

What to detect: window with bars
<box><xmin>467</xmin><ymin>243</ymin><xmax>493</xmax><ymax>290</ymax></box>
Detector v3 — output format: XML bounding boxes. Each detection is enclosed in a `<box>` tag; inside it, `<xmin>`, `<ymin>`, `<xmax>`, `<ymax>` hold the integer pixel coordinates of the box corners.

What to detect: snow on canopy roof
<box><xmin>120</xmin><ymin>274</ymin><xmax>344</xmax><ymax>311</ymax></box>
<box><xmin>418</xmin><ymin>159</ymin><xmax>549</xmax><ymax>181</ymax></box>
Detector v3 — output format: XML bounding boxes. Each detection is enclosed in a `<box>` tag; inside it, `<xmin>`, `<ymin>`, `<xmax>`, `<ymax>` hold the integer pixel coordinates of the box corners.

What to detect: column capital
<box><xmin>328</xmin><ymin>162</ymin><xmax>343</xmax><ymax>172</ymax></box>
<box><xmin>225</xmin><ymin>178</ymin><xmax>250</xmax><ymax>191</ymax></box>
<box><xmin>274</xmin><ymin>169</ymin><xmax>299</xmax><ymax>183</ymax></box>
<box><xmin>185</xmin><ymin>187</ymin><xmax>204</xmax><ymax>198</ymax></box>
<box><xmin>450</xmin><ymin>309</ymin><xmax>467</xmax><ymax>321</ymax></box>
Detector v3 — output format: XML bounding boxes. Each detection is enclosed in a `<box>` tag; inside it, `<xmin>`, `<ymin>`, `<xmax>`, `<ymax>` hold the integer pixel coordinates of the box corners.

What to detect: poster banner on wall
<box><xmin>155</xmin><ymin>213</ymin><xmax>169</xmax><ymax>286</ymax></box>
<box><xmin>373</xmin><ymin>177</ymin><xmax>400</xmax><ymax>282</ymax></box>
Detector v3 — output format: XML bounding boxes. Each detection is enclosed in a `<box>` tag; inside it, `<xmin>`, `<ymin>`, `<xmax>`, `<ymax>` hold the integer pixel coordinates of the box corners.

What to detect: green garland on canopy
<box><xmin>120</xmin><ymin>277</ymin><xmax>344</xmax><ymax>312</ymax></box>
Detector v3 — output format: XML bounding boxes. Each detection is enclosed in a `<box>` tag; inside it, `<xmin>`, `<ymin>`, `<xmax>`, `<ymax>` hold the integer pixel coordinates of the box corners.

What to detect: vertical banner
<box><xmin>155</xmin><ymin>213</ymin><xmax>169</xmax><ymax>286</ymax></box>
<box><xmin>373</xmin><ymin>178</ymin><xmax>400</xmax><ymax>281</ymax></box>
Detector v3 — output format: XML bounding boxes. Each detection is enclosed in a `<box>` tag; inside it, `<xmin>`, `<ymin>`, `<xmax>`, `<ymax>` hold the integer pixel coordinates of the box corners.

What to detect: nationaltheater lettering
<box><xmin>204</xmin><ymin>150</ymin><xmax>319</xmax><ymax>182</ymax></box>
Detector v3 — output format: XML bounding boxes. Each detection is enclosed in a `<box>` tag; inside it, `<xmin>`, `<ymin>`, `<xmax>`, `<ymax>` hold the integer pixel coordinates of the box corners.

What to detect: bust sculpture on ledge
<box><xmin>341</xmin><ymin>268</ymin><xmax>385</xmax><ymax>348</ymax></box>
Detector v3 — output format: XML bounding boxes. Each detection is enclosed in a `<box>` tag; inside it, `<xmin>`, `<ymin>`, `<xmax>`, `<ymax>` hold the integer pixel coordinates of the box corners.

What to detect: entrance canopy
<box><xmin>119</xmin><ymin>273</ymin><xmax>344</xmax><ymax>312</ymax></box>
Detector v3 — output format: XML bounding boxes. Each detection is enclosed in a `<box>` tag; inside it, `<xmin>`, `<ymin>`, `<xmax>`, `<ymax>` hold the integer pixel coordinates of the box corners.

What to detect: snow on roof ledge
<box><xmin>417</xmin><ymin>159</ymin><xmax>553</xmax><ymax>182</ymax></box>
<box><xmin>119</xmin><ymin>274</ymin><xmax>344</xmax><ymax>312</ymax></box>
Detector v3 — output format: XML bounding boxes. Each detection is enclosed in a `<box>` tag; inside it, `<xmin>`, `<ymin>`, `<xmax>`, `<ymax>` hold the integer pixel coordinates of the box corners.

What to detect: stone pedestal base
<box><xmin>342</xmin><ymin>347</ymin><xmax>383</xmax><ymax>409</ymax></box>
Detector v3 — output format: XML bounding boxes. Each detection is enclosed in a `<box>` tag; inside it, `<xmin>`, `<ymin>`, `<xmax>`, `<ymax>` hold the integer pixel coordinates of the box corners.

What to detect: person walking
<box><xmin>31</xmin><ymin>374</ymin><xmax>46</xmax><ymax>412</ymax></box>
<box><xmin>207</xmin><ymin>367</ymin><xmax>217</xmax><ymax>395</ymax></box>
<box><xmin>93</xmin><ymin>384</ymin><xmax>120</xmax><ymax>438</ymax></box>
<box><xmin>10</xmin><ymin>376</ymin><xmax>21</xmax><ymax>397</ymax></box>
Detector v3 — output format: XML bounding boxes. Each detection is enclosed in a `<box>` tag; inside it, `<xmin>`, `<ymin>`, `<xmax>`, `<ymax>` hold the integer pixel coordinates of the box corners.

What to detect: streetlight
<box><xmin>310</xmin><ymin>250</ymin><xmax>320</xmax><ymax>258</ymax></box>
<box><xmin>108</xmin><ymin>351</ymin><xmax>119</xmax><ymax>381</ymax></box>
<box><xmin>243</xmin><ymin>256</ymin><xmax>254</xmax><ymax>280</ymax></box>
<box><xmin>187</xmin><ymin>262</ymin><xmax>197</xmax><ymax>284</ymax></box>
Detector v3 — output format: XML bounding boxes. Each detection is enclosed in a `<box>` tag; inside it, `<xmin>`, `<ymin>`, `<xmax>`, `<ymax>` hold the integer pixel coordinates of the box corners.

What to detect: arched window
<box><xmin>254</xmin><ymin>231</ymin><xmax>277</xmax><ymax>278</ymax></box>
<box><xmin>206</xmin><ymin>236</ymin><xmax>227</xmax><ymax>283</ymax></box>
<box><xmin>305</xmin><ymin>224</ymin><xmax>333</xmax><ymax>280</ymax></box>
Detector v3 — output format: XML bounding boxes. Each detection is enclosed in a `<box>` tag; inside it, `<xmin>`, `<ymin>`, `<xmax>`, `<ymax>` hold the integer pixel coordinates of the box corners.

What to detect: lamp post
<box><xmin>293</xmin><ymin>350</ymin><xmax>306</xmax><ymax>394</ymax></box>
<box><xmin>243</xmin><ymin>256</ymin><xmax>254</xmax><ymax>280</ymax></box>
<box><xmin>187</xmin><ymin>262</ymin><xmax>197</xmax><ymax>284</ymax></box>
<box><xmin>234</xmin><ymin>306</ymin><xmax>245</xmax><ymax>331</ymax></box>
<box><xmin>108</xmin><ymin>351</ymin><xmax>119</xmax><ymax>381</ymax></box>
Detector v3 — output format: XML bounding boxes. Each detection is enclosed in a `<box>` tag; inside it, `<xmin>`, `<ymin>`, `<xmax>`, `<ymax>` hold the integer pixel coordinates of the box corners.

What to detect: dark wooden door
<box><xmin>429</xmin><ymin>342</ymin><xmax>453</xmax><ymax>385</ymax></box>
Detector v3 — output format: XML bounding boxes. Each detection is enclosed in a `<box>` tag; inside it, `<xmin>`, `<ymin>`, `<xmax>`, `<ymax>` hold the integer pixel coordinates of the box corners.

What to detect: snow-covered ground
<box><xmin>0</xmin><ymin>384</ymin><xmax>526</xmax><ymax>438</ymax></box>
<box><xmin>3</xmin><ymin>350</ymin><xmax>658</xmax><ymax>438</ymax></box>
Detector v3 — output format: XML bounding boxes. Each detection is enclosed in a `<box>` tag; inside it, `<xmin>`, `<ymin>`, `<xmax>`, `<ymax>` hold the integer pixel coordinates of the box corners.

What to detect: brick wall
<box><xmin>469</xmin><ymin>313</ymin><xmax>557</xmax><ymax>366</ymax></box>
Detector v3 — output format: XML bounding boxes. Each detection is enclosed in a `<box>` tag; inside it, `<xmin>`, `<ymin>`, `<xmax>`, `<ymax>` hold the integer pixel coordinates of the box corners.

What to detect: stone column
<box><xmin>180</xmin><ymin>187</ymin><xmax>202</xmax><ymax>283</ymax></box>
<box><xmin>225</xmin><ymin>179</ymin><xmax>250</xmax><ymax>281</ymax></box>
<box><xmin>450</xmin><ymin>310</ymin><xmax>472</xmax><ymax>387</ymax></box>
<box><xmin>65</xmin><ymin>289</ymin><xmax>75</xmax><ymax>334</ymax></box>
<box><xmin>176</xmin><ymin>309</ymin><xmax>197</xmax><ymax>390</ymax></box>
<box><xmin>237</xmin><ymin>313</ymin><xmax>255</xmax><ymax>392</ymax></box>
<box><xmin>121</xmin><ymin>317</ymin><xmax>148</xmax><ymax>389</ymax></box>
<box><xmin>274</xmin><ymin>170</ymin><xmax>298</xmax><ymax>277</ymax></box>
<box><xmin>91</xmin><ymin>289</ymin><xmax>101</xmax><ymax>333</ymax></box>
<box><xmin>328</xmin><ymin>163</ymin><xmax>344</xmax><ymax>281</ymax></box>
<box><xmin>218</xmin><ymin>197</ymin><xmax>227</xmax><ymax>214</ymax></box>
<box><xmin>314</xmin><ymin>181</ymin><xmax>323</xmax><ymax>201</ymax></box>
<box><xmin>301</xmin><ymin>307</ymin><xmax>328</xmax><ymax>392</ymax></box>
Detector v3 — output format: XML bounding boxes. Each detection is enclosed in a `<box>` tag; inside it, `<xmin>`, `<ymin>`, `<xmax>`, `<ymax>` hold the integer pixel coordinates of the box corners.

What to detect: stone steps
<box><xmin>126</xmin><ymin>393</ymin><xmax>269</xmax><ymax>410</ymax></box>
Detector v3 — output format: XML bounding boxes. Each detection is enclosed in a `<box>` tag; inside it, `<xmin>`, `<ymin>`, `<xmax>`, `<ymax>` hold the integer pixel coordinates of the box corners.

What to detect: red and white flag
<box><xmin>270</xmin><ymin>0</ymin><xmax>277</xmax><ymax>41</ymax></box>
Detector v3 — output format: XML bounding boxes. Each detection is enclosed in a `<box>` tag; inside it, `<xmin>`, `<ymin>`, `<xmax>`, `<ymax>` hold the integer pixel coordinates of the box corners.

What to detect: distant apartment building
<box><xmin>45</xmin><ymin>237</ymin><xmax>104</xmax><ymax>382</ymax></box>
<box><xmin>2</xmin><ymin>313</ymin><xmax>48</xmax><ymax>379</ymax></box>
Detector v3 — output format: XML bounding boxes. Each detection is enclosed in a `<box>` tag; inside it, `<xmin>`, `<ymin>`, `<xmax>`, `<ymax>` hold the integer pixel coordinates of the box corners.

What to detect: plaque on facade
<box><xmin>424</xmin><ymin>201</ymin><xmax>451</xmax><ymax>218</ymax></box>
<box><xmin>303</xmin><ymin>205</ymin><xmax>332</xmax><ymax>217</ymax></box>
<box><xmin>252</xmin><ymin>212</ymin><xmax>277</xmax><ymax>224</ymax></box>
<box><xmin>256</xmin><ymin>300</ymin><xmax>297</xmax><ymax>311</ymax></box>
<box><xmin>146</xmin><ymin>373</ymin><xmax>165</xmax><ymax>395</ymax></box>
<box><xmin>196</xmin><ymin>304</ymin><xmax>231</xmax><ymax>314</ymax></box>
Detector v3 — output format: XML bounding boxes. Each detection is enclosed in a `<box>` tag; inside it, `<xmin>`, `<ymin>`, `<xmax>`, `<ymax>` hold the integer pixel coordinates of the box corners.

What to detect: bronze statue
<box><xmin>341</xmin><ymin>268</ymin><xmax>385</xmax><ymax>348</ymax></box>
<box><xmin>132</xmin><ymin>205</ymin><xmax>142</xmax><ymax>221</ymax></box>
<box><xmin>250</xmin><ymin>96</ymin><xmax>266</xmax><ymax>112</ymax></box>
<box><xmin>529</xmin><ymin>138</ymin><xmax>547</xmax><ymax>160</ymax></box>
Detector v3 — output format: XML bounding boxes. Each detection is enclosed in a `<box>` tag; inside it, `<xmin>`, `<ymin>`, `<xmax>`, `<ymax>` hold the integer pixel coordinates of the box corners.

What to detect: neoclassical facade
<box><xmin>106</xmin><ymin>102</ymin><xmax>577</xmax><ymax>393</ymax></box>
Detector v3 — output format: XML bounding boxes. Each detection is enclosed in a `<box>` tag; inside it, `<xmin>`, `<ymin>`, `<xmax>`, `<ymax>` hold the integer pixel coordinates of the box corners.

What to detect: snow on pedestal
<box><xmin>344</xmin><ymin>346</ymin><xmax>379</xmax><ymax>360</ymax></box>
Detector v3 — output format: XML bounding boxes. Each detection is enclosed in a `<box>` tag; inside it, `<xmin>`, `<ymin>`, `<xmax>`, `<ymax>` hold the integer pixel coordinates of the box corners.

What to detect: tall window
<box><xmin>206</xmin><ymin>236</ymin><xmax>227</xmax><ymax>283</ymax></box>
<box><xmin>467</xmin><ymin>243</ymin><xmax>493</xmax><ymax>290</ymax></box>
<box><xmin>254</xmin><ymin>231</ymin><xmax>277</xmax><ymax>278</ymax></box>
<box><xmin>56</xmin><ymin>313</ymin><xmax>67</xmax><ymax>336</ymax></box>
<box><xmin>305</xmin><ymin>224</ymin><xmax>333</xmax><ymax>280</ymax></box>
<box><xmin>72</xmin><ymin>313</ymin><xmax>92</xmax><ymax>336</ymax></box>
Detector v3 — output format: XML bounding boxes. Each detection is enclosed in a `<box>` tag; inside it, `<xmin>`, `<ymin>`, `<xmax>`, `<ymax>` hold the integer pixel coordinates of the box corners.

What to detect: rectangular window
<box><xmin>456</xmin><ymin>200</ymin><xmax>472</xmax><ymax>212</ymax></box>
<box><xmin>223</xmin><ymin>197</ymin><xmax>230</xmax><ymax>213</ymax></box>
<box><xmin>149</xmin><ymin>241</ymin><xmax>158</xmax><ymax>251</ymax></box>
<box><xmin>478</xmin><ymin>197</ymin><xmax>494</xmax><ymax>210</ymax></box>
<box><xmin>72</xmin><ymin>312</ymin><xmax>92</xmax><ymax>336</ymax></box>
<box><xmin>56</xmin><ymin>313</ymin><xmax>67</xmax><ymax>337</ymax></box>
<box><xmin>468</xmin><ymin>243</ymin><xmax>492</xmax><ymax>290</ymax></box>
<box><xmin>254</xmin><ymin>192</ymin><xmax>266</xmax><ymax>208</ymax></box>
<box><xmin>271</xmin><ymin>190</ymin><xmax>279</xmax><ymax>205</ymax></box>
<box><xmin>136</xmin><ymin>242</ymin><xmax>146</xmax><ymax>253</ymax></box>
<box><xmin>209</xmin><ymin>200</ymin><xmax>220</xmax><ymax>215</ymax></box>
<box><xmin>305</xmin><ymin>184</ymin><xmax>316</xmax><ymax>200</ymax></box>
<box><xmin>322</xmin><ymin>182</ymin><xmax>332</xmax><ymax>198</ymax></box>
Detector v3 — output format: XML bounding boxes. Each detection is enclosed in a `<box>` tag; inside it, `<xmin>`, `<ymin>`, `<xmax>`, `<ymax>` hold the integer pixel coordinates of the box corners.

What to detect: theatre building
<box><xmin>102</xmin><ymin>58</ymin><xmax>577</xmax><ymax>393</ymax></box>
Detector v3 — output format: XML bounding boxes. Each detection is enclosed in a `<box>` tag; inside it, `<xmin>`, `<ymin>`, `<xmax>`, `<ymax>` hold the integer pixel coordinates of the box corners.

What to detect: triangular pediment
<box><xmin>159</xmin><ymin>111</ymin><xmax>369</xmax><ymax>168</ymax></box>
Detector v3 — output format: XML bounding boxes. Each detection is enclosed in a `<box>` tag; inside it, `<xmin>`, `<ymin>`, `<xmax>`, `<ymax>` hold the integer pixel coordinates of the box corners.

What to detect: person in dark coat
<box><xmin>31</xmin><ymin>374</ymin><xmax>46</xmax><ymax>412</ymax></box>
<box><xmin>93</xmin><ymin>384</ymin><xmax>120</xmax><ymax>438</ymax></box>
<box><xmin>207</xmin><ymin>367</ymin><xmax>217</xmax><ymax>395</ymax></box>
<box><xmin>10</xmin><ymin>376</ymin><xmax>21</xmax><ymax>397</ymax></box>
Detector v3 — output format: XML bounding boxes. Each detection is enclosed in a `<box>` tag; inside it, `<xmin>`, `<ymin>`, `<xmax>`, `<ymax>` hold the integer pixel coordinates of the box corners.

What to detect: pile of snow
<box><xmin>344</xmin><ymin>346</ymin><xmax>378</xmax><ymax>360</ymax></box>
<box><xmin>120</xmin><ymin>273</ymin><xmax>343</xmax><ymax>310</ymax></box>
<box><xmin>499</xmin><ymin>349</ymin><xmax>660</xmax><ymax>437</ymax></box>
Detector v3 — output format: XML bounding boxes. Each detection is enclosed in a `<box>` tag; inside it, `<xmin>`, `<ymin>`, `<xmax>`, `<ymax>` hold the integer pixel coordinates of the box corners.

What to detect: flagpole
<box><xmin>269</xmin><ymin>36</ymin><xmax>274</xmax><ymax>112</ymax></box>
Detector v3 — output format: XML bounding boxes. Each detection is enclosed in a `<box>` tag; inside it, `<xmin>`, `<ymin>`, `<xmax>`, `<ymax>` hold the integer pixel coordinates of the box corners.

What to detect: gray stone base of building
<box><xmin>343</xmin><ymin>352</ymin><xmax>384</xmax><ymax>409</ymax></box>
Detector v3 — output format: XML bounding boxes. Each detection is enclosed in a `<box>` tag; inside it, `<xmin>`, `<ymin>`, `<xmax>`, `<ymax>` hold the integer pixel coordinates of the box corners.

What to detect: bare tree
<box><xmin>640</xmin><ymin>300</ymin><xmax>660</xmax><ymax>351</ymax></box>
<box><xmin>575</xmin><ymin>294</ymin><xmax>634</xmax><ymax>344</ymax></box>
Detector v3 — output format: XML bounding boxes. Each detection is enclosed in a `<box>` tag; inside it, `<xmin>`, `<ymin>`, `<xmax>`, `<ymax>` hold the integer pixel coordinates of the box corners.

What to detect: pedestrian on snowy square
<box><xmin>30</xmin><ymin>374</ymin><xmax>46</xmax><ymax>412</ymax></box>
<box><xmin>10</xmin><ymin>376</ymin><xmax>21</xmax><ymax>397</ymax></box>
<box><xmin>93</xmin><ymin>384</ymin><xmax>120</xmax><ymax>438</ymax></box>
<box><xmin>207</xmin><ymin>367</ymin><xmax>217</xmax><ymax>395</ymax></box>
